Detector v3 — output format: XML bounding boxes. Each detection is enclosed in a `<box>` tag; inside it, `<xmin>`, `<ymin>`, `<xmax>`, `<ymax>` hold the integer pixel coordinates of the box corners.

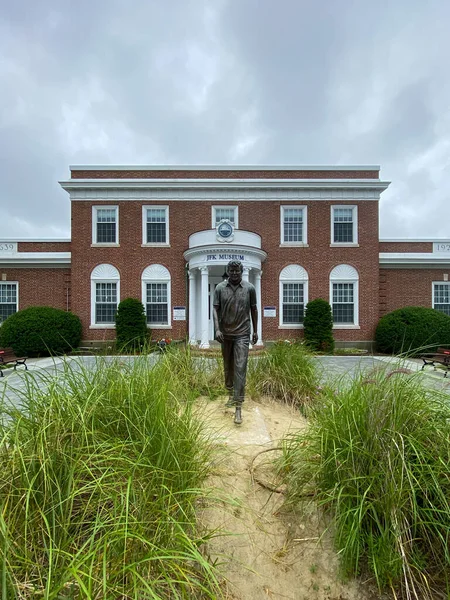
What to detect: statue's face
<box><xmin>227</xmin><ymin>265</ymin><xmax>242</xmax><ymax>284</ymax></box>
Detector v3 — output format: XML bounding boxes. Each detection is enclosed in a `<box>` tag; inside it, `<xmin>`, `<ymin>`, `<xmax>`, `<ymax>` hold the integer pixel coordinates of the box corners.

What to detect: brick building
<box><xmin>1</xmin><ymin>165</ymin><xmax>450</xmax><ymax>349</ymax></box>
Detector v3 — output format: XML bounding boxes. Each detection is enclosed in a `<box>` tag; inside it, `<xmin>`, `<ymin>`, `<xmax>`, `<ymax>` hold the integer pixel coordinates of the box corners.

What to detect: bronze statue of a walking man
<box><xmin>213</xmin><ymin>260</ymin><xmax>258</xmax><ymax>425</ymax></box>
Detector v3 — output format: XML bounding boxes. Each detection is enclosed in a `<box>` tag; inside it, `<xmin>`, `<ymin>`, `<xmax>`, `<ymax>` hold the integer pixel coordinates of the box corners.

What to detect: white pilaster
<box><xmin>242</xmin><ymin>267</ymin><xmax>250</xmax><ymax>282</ymax></box>
<box><xmin>254</xmin><ymin>270</ymin><xmax>263</xmax><ymax>346</ymax></box>
<box><xmin>188</xmin><ymin>269</ymin><xmax>197</xmax><ymax>345</ymax></box>
<box><xmin>199</xmin><ymin>266</ymin><xmax>210</xmax><ymax>348</ymax></box>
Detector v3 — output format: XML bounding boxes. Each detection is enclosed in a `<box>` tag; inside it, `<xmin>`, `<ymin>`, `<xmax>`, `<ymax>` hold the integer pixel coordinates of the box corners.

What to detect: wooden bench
<box><xmin>420</xmin><ymin>347</ymin><xmax>450</xmax><ymax>377</ymax></box>
<box><xmin>0</xmin><ymin>348</ymin><xmax>28</xmax><ymax>377</ymax></box>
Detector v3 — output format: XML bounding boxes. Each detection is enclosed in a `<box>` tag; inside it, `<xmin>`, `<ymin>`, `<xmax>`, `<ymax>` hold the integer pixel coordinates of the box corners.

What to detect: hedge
<box><xmin>115</xmin><ymin>298</ymin><xmax>148</xmax><ymax>351</ymax></box>
<box><xmin>303</xmin><ymin>298</ymin><xmax>335</xmax><ymax>353</ymax></box>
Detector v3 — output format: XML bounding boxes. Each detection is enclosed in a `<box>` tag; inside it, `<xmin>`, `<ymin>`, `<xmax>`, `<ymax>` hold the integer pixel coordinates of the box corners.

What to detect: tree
<box><xmin>115</xmin><ymin>298</ymin><xmax>148</xmax><ymax>351</ymax></box>
<box><xmin>303</xmin><ymin>298</ymin><xmax>334</xmax><ymax>353</ymax></box>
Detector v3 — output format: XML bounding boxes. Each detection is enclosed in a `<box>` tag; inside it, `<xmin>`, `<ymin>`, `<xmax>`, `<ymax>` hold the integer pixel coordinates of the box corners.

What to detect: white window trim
<box><xmin>330</xmin><ymin>265</ymin><xmax>359</xmax><ymax>328</ymax></box>
<box><xmin>280</xmin><ymin>206</ymin><xmax>308</xmax><ymax>247</ymax></box>
<box><xmin>0</xmin><ymin>281</ymin><xmax>19</xmax><ymax>324</ymax></box>
<box><xmin>432</xmin><ymin>281</ymin><xmax>450</xmax><ymax>313</ymax></box>
<box><xmin>330</xmin><ymin>205</ymin><xmax>358</xmax><ymax>247</ymax></box>
<box><xmin>142</xmin><ymin>206</ymin><xmax>170</xmax><ymax>247</ymax></box>
<box><xmin>141</xmin><ymin>265</ymin><xmax>172</xmax><ymax>328</ymax></box>
<box><xmin>278</xmin><ymin>265</ymin><xmax>309</xmax><ymax>328</ymax></box>
<box><xmin>92</xmin><ymin>206</ymin><xmax>119</xmax><ymax>246</ymax></box>
<box><xmin>90</xmin><ymin>264</ymin><xmax>120</xmax><ymax>328</ymax></box>
<box><xmin>212</xmin><ymin>205</ymin><xmax>239</xmax><ymax>229</ymax></box>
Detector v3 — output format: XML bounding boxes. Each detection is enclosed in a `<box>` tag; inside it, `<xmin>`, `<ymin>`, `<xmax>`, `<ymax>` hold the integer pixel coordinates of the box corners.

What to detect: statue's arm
<box><xmin>213</xmin><ymin>305</ymin><xmax>223</xmax><ymax>342</ymax></box>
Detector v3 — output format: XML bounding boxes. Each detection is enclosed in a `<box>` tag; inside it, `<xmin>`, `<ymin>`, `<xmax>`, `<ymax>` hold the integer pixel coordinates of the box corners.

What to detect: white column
<box><xmin>254</xmin><ymin>270</ymin><xmax>263</xmax><ymax>346</ymax></box>
<box><xmin>188</xmin><ymin>269</ymin><xmax>197</xmax><ymax>345</ymax></box>
<box><xmin>242</xmin><ymin>267</ymin><xmax>250</xmax><ymax>282</ymax></box>
<box><xmin>199</xmin><ymin>266</ymin><xmax>210</xmax><ymax>348</ymax></box>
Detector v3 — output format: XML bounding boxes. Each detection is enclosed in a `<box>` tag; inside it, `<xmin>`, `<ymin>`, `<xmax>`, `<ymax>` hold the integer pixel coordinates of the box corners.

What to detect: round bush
<box><xmin>0</xmin><ymin>307</ymin><xmax>82</xmax><ymax>357</ymax></box>
<box><xmin>303</xmin><ymin>298</ymin><xmax>335</xmax><ymax>353</ymax></box>
<box><xmin>375</xmin><ymin>307</ymin><xmax>450</xmax><ymax>355</ymax></box>
<box><xmin>115</xmin><ymin>298</ymin><xmax>148</xmax><ymax>351</ymax></box>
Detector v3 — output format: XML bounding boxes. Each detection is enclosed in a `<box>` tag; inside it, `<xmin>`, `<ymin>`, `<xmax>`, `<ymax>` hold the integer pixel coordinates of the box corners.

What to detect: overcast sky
<box><xmin>1</xmin><ymin>0</ymin><xmax>449</xmax><ymax>240</ymax></box>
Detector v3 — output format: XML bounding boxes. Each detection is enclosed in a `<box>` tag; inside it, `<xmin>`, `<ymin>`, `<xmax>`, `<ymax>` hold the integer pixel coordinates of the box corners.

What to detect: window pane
<box><xmin>434</xmin><ymin>284</ymin><xmax>450</xmax><ymax>315</ymax></box>
<box><xmin>332</xmin><ymin>283</ymin><xmax>354</xmax><ymax>323</ymax></box>
<box><xmin>282</xmin><ymin>283</ymin><xmax>304</xmax><ymax>324</ymax></box>
<box><xmin>215</xmin><ymin>208</ymin><xmax>235</xmax><ymax>225</ymax></box>
<box><xmin>95</xmin><ymin>282</ymin><xmax>117</xmax><ymax>323</ymax></box>
<box><xmin>0</xmin><ymin>284</ymin><xmax>17</xmax><ymax>323</ymax></box>
<box><xmin>146</xmin><ymin>209</ymin><xmax>167</xmax><ymax>243</ymax></box>
<box><xmin>283</xmin><ymin>208</ymin><xmax>303</xmax><ymax>242</ymax></box>
<box><xmin>146</xmin><ymin>283</ymin><xmax>168</xmax><ymax>324</ymax></box>
<box><xmin>96</xmin><ymin>209</ymin><xmax>117</xmax><ymax>243</ymax></box>
<box><xmin>333</xmin><ymin>208</ymin><xmax>353</xmax><ymax>243</ymax></box>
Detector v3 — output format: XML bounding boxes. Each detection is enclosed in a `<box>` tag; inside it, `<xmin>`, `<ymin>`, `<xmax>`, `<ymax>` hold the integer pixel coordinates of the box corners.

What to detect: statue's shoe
<box><xmin>225</xmin><ymin>397</ymin><xmax>237</xmax><ymax>407</ymax></box>
<box><xmin>234</xmin><ymin>407</ymin><xmax>242</xmax><ymax>425</ymax></box>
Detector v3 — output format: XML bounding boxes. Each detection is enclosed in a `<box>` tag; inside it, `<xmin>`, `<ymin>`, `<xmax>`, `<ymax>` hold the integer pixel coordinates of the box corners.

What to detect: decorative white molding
<box><xmin>280</xmin><ymin>264</ymin><xmax>308</xmax><ymax>280</ymax></box>
<box><xmin>0</xmin><ymin>252</ymin><xmax>71</xmax><ymax>266</ymax></box>
<box><xmin>91</xmin><ymin>264</ymin><xmax>120</xmax><ymax>280</ymax></box>
<box><xmin>70</xmin><ymin>164</ymin><xmax>381</xmax><ymax>171</ymax></box>
<box><xmin>330</xmin><ymin>264</ymin><xmax>359</xmax><ymax>280</ymax></box>
<box><xmin>142</xmin><ymin>264</ymin><xmax>170</xmax><ymax>280</ymax></box>
<box><xmin>380</xmin><ymin>253</ymin><xmax>450</xmax><ymax>267</ymax></box>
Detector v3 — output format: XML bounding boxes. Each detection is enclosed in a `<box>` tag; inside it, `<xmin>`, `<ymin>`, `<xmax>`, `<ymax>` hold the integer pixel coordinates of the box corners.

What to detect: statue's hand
<box><xmin>216</xmin><ymin>330</ymin><xmax>224</xmax><ymax>343</ymax></box>
<box><xmin>252</xmin><ymin>332</ymin><xmax>258</xmax><ymax>345</ymax></box>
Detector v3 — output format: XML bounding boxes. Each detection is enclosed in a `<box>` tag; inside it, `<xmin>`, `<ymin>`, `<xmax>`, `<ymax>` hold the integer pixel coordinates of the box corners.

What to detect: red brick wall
<box><xmin>71</xmin><ymin>199</ymin><xmax>380</xmax><ymax>342</ymax></box>
<box><xmin>379</xmin><ymin>241</ymin><xmax>432</xmax><ymax>252</ymax></box>
<box><xmin>380</xmin><ymin>269</ymin><xmax>450</xmax><ymax>315</ymax></box>
<box><xmin>18</xmin><ymin>242</ymin><xmax>71</xmax><ymax>252</ymax></box>
<box><xmin>1</xmin><ymin>269</ymin><xmax>71</xmax><ymax>311</ymax></box>
<box><xmin>71</xmin><ymin>169</ymin><xmax>379</xmax><ymax>180</ymax></box>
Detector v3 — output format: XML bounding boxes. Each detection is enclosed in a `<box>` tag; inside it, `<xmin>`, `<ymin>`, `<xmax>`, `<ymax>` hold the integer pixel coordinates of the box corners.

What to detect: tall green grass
<box><xmin>0</xmin><ymin>355</ymin><xmax>221</xmax><ymax>599</ymax></box>
<box><xmin>247</xmin><ymin>342</ymin><xmax>319</xmax><ymax>411</ymax></box>
<box><xmin>279</xmin><ymin>368</ymin><xmax>450</xmax><ymax>598</ymax></box>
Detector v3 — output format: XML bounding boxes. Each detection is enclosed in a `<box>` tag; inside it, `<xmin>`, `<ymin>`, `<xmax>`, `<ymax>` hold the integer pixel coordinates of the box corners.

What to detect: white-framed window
<box><xmin>433</xmin><ymin>282</ymin><xmax>450</xmax><ymax>316</ymax></box>
<box><xmin>330</xmin><ymin>264</ymin><xmax>359</xmax><ymax>327</ymax></box>
<box><xmin>142</xmin><ymin>264</ymin><xmax>171</xmax><ymax>328</ymax></box>
<box><xmin>142</xmin><ymin>206</ymin><xmax>169</xmax><ymax>245</ymax></box>
<box><xmin>331</xmin><ymin>206</ymin><xmax>358</xmax><ymax>245</ymax></box>
<box><xmin>92</xmin><ymin>206</ymin><xmax>119</xmax><ymax>245</ymax></box>
<box><xmin>0</xmin><ymin>282</ymin><xmax>18</xmax><ymax>324</ymax></box>
<box><xmin>280</xmin><ymin>206</ymin><xmax>307</xmax><ymax>245</ymax></box>
<box><xmin>212</xmin><ymin>206</ymin><xmax>238</xmax><ymax>228</ymax></box>
<box><xmin>279</xmin><ymin>265</ymin><xmax>308</xmax><ymax>327</ymax></box>
<box><xmin>90</xmin><ymin>264</ymin><xmax>120</xmax><ymax>327</ymax></box>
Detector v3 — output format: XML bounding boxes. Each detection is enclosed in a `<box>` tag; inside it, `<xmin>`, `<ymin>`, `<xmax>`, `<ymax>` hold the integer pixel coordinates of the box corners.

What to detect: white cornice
<box><xmin>60</xmin><ymin>178</ymin><xmax>389</xmax><ymax>192</ymax></box>
<box><xmin>0</xmin><ymin>238</ymin><xmax>70</xmax><ymax>242</ymax></box>
<box><xmin>380</xmin><ymin>253</ymin><xmax>450</xmax><ymax>267</ymax></box>
<box><xmin>69</xmin><ymin>164</ymin><xmax>381</xmax><ymax>171</ymax></box>
<box><xmin>380</xmin><ymin>238</ymin><xmax>450</xmax><ymax>243</ymax></box>
<box><xmin>0</xmin><ymin>252</ymin><xmax>71</xmax><ymax>266</ymax></box>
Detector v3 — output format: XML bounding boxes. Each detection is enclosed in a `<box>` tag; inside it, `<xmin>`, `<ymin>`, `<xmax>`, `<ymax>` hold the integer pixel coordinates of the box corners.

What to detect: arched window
<box><xmin>279</xmin><ymin>265</ymin><xmax>309</xmax><ymax>327</ymax></box>
<box><xmin>329</xmin><ymin>264</ymin><xmax>359</xmax><ymax>327</ymax></box>
<box><xmin>142</xmin><ymin>265</ymin><xmax>171</xmax><ymax>327</ymax></box>
<box><xmin>90</xmin><ymin>264</ymin><xmax>120</xmax><ymax>326</ymax></box>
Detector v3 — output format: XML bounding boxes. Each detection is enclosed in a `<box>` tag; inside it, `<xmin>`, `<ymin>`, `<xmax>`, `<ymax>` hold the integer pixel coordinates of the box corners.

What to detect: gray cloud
<box><xmin>0</xmin><ymin>0</ymin><xmax>449</xmax><ymax>239</ymax></box>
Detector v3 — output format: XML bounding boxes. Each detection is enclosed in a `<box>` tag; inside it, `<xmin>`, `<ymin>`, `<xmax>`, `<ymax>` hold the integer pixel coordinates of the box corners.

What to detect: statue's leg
<box><xmin>222</xmin><ymin>338</ymin><xmax>236</xmax><ymax>406</ymax></box>
<box><xmin>233</xmin><ymin>337</ymin><xmax>250</xmax><ymax>425</ymax></box>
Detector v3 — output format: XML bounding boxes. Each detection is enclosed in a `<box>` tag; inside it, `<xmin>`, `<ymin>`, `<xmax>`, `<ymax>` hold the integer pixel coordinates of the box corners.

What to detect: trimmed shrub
<box><xmin>115</xmin><ymin>297</ymin><xmax>148</xmax><ymax>351</ymax></box>
<box><xmin>375</xmin><ymin>306</ymin><xmax>450</xmax><ymax>355</ymax></box>
<box><xmin>303</xmin><ymin>298</ymin><xmax>335</xmax><ymax>353</ymax></box>
<box><xmin>0</xmin><ymin>306</ymin><xmax>82</xmax><ymax>357</ymax></box>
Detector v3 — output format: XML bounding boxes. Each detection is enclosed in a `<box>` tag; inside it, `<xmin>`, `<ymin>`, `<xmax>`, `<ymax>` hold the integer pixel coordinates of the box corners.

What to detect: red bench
<box><xmin>0</xmin><ymin>347</ymin><xmax>28</xmax><ymax>377</ymax></box>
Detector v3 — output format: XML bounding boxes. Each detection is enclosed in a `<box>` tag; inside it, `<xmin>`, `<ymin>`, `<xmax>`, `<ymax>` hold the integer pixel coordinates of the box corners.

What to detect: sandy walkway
<box><xmin>197</xmin><ymin>396</ymin><xmax>385</xmax><ymax>600</ymax></box>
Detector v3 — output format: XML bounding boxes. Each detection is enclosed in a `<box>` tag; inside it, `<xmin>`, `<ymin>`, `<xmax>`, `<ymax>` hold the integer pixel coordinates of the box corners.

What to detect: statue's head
<box><xmin>226</xmin><ymin>260</ymin><xmax>243</xmax><ymax>284</ymax></box>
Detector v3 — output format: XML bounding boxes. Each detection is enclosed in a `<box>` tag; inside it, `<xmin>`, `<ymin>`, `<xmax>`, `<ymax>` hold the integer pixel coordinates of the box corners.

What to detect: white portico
<box><xmin>183</xmin><ymin>225</ymin><xmax>267</xmax><ymax>348</ymax></box>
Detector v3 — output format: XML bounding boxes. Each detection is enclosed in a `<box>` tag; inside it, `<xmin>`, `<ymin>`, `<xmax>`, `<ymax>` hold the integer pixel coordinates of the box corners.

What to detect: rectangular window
<box><xmin>144</xmin><ymin>207</ymin><xmax>169</xmax><ymax>244</ymax></box>
<box><xmin>212</xmin><ymin>206</ymin><xmax>238</xmax><ymax>228</ymax></box>
<box><xmin>332</xmin><ymin>206</ymin><xmax>357</xmax><ymax>244</ymax></box>
<box><xmin>281</xmin><ymin>206</ymin><xmax>307</xmax><ymax>244</ymax></box>
<box><xmin>433</xmin><ymin>283</ymin><xmax>450</xmax><ymax>316</ymax></box>
<box><xmin>94</xmin><ymin>207</ymin><xmax>118</xmax><ymax>244</ymax></box>
<box><xmin>282</xmin><ymin>283</ymin><xmax>304</xmax><ymax>324</ymax></box>
<box><xmin>95</xmin><ymin>282</ymin><xmax>117</xmax><ymax>324</ymax></box>
<box><xmin>146</xmin><ymin>283</ymin><xmax>168</xmax><ymax>325</ymax></box>
<box><xmin>0</xmin><ymin>283</ymin><xmax>17</xmax><ymax>323</ymax></box>
<box><xmin>332</xmin><ymin>283</ymin><xmax>354</xmax><ymax>323</ymax></box>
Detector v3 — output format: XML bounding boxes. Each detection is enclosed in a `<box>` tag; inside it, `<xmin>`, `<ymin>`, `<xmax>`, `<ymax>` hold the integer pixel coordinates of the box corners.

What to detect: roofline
<box><xmin>0</xmin><ymin>252</ymin><xmax>71</xmax><ymax>265</ymax></box>
<box><xmin>59</xmin><ymin>179</ymin><xmax>390</xmax><ymax>191</ymax></box>
<box><xmin>380</xmin><ymin>238</ymin><xmax>449</xmax><ymax>243</ymax></box>
<box><xmin>379</xmin><ymin>253</ymin><xmax>450</xmax><ymax>266</ymax></box>
<box><xmin>69</xmin><ymin>164</ymin><xmax>381</xmax><ymax>171</ymax></box>
<box><xmin>0</xmin><ymin>238</ymin><xmax>71</xmax><ymax>243</ymax></box>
